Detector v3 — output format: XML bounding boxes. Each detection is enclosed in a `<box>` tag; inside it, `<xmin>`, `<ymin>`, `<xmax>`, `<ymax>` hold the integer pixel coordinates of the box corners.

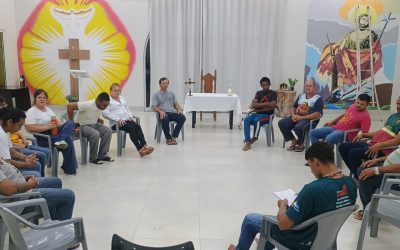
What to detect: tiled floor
<box><xmin>47</xmin><ymin>110</ymin><xmax>399</xmax><ymax>250</ymax></box>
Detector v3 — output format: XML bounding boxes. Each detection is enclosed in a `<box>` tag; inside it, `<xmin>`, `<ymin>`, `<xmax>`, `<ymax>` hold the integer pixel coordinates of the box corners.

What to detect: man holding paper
<box><xmin>228</xmin><ymin>142</ymin><xmax>357</xmax><ymax>250</ymax></box>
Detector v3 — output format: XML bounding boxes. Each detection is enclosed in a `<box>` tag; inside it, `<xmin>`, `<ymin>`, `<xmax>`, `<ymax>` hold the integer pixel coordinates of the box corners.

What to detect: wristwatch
<box><xmin>374</xmin><ymin>167</ymin><xmax>380</xmax><ymax>175</ymax></box>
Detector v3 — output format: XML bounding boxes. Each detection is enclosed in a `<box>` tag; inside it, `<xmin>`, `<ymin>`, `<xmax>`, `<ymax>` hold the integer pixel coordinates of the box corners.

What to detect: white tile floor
<box><xmin>48</xmin><ymin>110</ymin><xmax>399</xmax><ymax>250</ymax></box>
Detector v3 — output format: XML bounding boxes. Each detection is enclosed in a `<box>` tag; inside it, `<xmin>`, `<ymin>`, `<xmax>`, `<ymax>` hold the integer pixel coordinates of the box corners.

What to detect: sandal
<box><xmin>294</xmin><ymin>145</ymin><xmax>305</xmax><ymax>152</ymax></box>
<box><xmin>353</xmin><ymin>210</ymin><xmax>363</xmax><ymax>220</ymax></box>
<box><xmin>166</xmin><ymin>139</ymin><xmax>177</xmax><ymax>145</ymax></box>
<box><xmin>287</xmin><ymin>145</ymin><xmax>296</xmax><ymax>151</ymax></box>
<box><xmin>242</xmin><ymin>142</ymin><xmax>251</xmax><ymax>151</ymax></box>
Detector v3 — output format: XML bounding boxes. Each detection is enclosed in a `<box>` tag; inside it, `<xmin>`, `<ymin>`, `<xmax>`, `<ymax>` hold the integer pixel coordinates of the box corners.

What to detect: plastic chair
<box><xmin>103</xmin><ymin>115</ymin><xmax>141</xmax><ymax>157</ymax></box>
<box><xmin>60</xmin><ymin>112</ymin><xmax>88</xmax><ymax>165</ymax></box>
<box><xmin>26</xmin><ymin>131</ymin><xmax>59</xmax><ymax>177</ymax></box>
<box><xmin>0</xmin><ymin>198</ymin><xmax>88</xmax><ymax>250</ymax></box>
<box><xmin>243</xmin><ymin>109</ymin><xmax>277</xmax><ymax>147</ymax></box>
<box><xmin>357</xmin><ymin>173</ymin><xmax>400</xmax><ymax>250</ymax></box>
<box><xmin>282</xmin><ymin>118</ymin><xmax>319</xmax><ymax>150</ymax></box>
<box><xmin>154</xmin><ymin>113</ymin><xmax>185</xmax><ymax>143</ymax></box>
<box><xmin>257</xmin><ymin>205</ymin><xmax>356</xmax><ymax>250</ymax></box>
<box><xmin>334</xmin><ymin>129</ymin><xmax>360</xmax><ymax>168</ymax></box>
<box><xmin>0</xmin><ymin>192</ymin><xmax>41</xmax><ymax>250</ymax></box>
<box><xmin>111</xmin><ymin>234</ymin><xmax>194</xmax><ymax>250</ymax></box>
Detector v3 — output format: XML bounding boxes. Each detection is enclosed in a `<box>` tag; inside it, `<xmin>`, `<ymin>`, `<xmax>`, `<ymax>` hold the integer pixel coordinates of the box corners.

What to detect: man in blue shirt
<box><xmin>228</xmin><ymin>142</ymin><xmax>357</xmax><ymax>250</ymax></box>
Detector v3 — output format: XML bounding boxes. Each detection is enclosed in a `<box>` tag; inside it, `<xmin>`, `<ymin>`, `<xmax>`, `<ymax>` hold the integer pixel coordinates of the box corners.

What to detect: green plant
<box><xmin>288</xmin><ymin>78</ymin><xmax>298</xmax><ymax>87</ymax></box>
<box><xmin>66</xmin><ymin>95</ymin><xmax>79</xmax><ymax>103</ymax></box>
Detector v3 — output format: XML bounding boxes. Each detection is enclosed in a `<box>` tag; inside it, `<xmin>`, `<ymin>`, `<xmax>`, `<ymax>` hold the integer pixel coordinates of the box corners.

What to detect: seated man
<box><xmin>103</xmin><ymin>83</ymin><xmax>154</xmax><ymax>157</ymax></box>
<box><xmin>355</xmin><ymin>145</ymin><xmax>400</xmax><ymax>220</ymax></box>
<box><xmin>0</xmin><ymin>157</ymin><xmax>75</xmax><ymax>221</ymax></box>
<box><xmin>242</xmin><ymin>77</ymin><xmax>277</xmax><ymax>151</ymax></box>
<box><xmin>0</xmin><ymin>108</ymin><xmax>75</xmax><ymax>221</ymax></box>
<box><xmin>0</xmin><ymin>107</ymin><xmax>41</xmax><ymax>177</ymax></box>
<box><xmin>278</xmin><ymin>78</ymin><xmax>323</xmax><ymax>152</ymax></box>
<box><xmin>228</xmin><ymin>142</ymin><xmax>357</xmax><ymax>250</ymax></box>
<box><xmin>309</xmin><ymin>93</ymin><xmax>371</xmax><ymax>145</ymax></box>
<box><xmin>338</xmin><ymin>96</ymin><xmax>400</xmax><ymax>178</ymax></box>
<box><xmin>67</xmin><ymin>92</ymin><xmax>114</xmax><ymax>165</ymax></box>
<box><xmin>152</xmin><ymin>77</ymin><xmax>186</xmax><ymax>145</ymax></box>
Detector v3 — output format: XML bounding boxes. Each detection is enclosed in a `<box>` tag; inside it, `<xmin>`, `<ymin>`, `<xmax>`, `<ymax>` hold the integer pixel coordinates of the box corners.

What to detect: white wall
<box><xmin>107</xmin><ymin>0</ymin><xmax>149</xmax><ymax>109</ymax></box>
<box><xmin>0</xmin><ymin>0</ymin><xmax>18</xmax><ymax>87</ymax></box>
<box><xmin>280</xmin><ymin>0</ymin><xmax>312</xmax><ymax>92</ymax></box>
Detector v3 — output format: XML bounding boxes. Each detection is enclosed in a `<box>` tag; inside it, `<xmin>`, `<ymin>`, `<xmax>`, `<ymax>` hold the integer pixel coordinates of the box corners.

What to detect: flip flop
<box><xmin>294</xmin><ymin>145</ymin><xmax>305</xmax><ymax>152</ymax></box>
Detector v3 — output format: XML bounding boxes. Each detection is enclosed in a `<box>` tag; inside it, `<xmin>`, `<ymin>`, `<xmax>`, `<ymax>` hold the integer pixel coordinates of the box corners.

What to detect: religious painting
<box><xmin>18</xmin><ymin>0</ymin><xmax>136</xmax><ymax>104</ymax></box>
<box><xmin>305</xmin><ymin>0</ymin><xmax>399</xmax><ymax>109</ymax></box>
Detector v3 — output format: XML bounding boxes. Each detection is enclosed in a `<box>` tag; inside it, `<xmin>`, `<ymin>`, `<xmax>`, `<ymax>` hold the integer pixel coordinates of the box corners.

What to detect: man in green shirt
<box><xmin>228</xmin><ymin>142</ymin><xmax>357</xmax><ymax>250</ymax></box>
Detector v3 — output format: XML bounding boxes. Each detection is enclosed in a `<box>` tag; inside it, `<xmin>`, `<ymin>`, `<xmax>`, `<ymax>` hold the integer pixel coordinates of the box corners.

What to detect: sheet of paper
<box><xmin>273</xmin><ymin>189</ymin><xmax>297</xmax><ymax>206</ymax></box>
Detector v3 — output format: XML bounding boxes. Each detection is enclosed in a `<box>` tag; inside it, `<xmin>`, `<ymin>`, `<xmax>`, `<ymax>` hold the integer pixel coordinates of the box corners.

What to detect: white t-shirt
<box><xmin>75</xmin><ymin>100</ymin><xmax>103</xmax><ymax>126</ymax></box>
<box><xmin>25</xmin><ymin>106</ymin><xmax>56</xmax><ymax>125</ymax></box>
<box><xmin>0</xmin><ymin>126</ymin><xmax>12</xmax><ymax>159</ymax></box>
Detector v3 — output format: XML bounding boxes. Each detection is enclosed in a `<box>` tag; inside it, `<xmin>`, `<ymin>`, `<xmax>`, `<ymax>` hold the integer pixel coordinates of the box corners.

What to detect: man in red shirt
<box><xmin>309</xmin><ymin>94</ymin><xmax>371</xmax><ymax>145</ymax></box>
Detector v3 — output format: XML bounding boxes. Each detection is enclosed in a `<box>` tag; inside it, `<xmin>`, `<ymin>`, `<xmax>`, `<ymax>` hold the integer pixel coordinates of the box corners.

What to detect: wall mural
<box><xmin>305</xmin><ymin>0</ymin><xmax>399</xmax><ymax>109</ymax></box>
<box><xmin>18</xmin><ymin>0</ymin><xmax>135</xmax><ymax>104</ymax></box>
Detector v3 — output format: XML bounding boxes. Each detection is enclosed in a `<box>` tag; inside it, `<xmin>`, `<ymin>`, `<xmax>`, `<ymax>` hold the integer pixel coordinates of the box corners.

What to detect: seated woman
<box><xmin>10</xmin><ymin>131</ymin><xmax>51</xmax><ymax>177</ymax></box>
<box><xmin>103</xmin><ymin>83</ymin><xmax>154</xmax><ymax>157</ymax></box>
<box><xmin>25</xmin><ymin>89</ymin><xmax>78</xmax><ymax>175</ymax></box>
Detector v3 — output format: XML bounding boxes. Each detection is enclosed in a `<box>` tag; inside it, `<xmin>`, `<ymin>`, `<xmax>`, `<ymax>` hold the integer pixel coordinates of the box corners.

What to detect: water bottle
<box><xmin>51</xmin><ymin>116</ymin><xmax>58</xmax><ymax>136</ymax></box>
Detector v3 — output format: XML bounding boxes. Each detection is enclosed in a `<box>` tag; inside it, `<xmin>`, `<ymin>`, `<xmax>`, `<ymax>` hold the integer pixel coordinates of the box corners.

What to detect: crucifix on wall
<box><xmin>58</xmin><ymin>38</ymin><xmax>90</xmax><ymax>99</ymax></box>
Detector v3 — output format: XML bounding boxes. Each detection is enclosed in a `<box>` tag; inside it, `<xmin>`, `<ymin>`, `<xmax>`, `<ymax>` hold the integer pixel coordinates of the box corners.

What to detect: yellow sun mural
<box><xmin>18</xmin><ymin>0</ymin><xmax>135</xmax><ymax>104</ymax></box>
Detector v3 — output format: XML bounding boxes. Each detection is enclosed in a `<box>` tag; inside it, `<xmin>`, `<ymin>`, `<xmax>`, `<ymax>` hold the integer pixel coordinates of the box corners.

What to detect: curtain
<box><xmin>149</xmin><ymin>0</ymin><xmax>202</xmax><ymax>104</ymax></box>
<box><xmin>149</xmin><ymin>0</ymin><xmax>286</xmax><ymax>105</ymax></box>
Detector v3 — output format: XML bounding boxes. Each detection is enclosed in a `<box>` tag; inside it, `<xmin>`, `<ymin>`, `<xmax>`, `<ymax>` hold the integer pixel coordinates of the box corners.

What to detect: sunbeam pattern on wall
<box><xmin>18</xmin><ymin>0</ymin><xmax>135</xmax><ymax>104</ymax></box>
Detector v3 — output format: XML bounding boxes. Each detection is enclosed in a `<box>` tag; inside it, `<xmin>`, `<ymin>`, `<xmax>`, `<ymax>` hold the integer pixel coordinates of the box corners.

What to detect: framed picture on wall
<box><xmin>0</xmin><ymin>31</ymin><xmax>6</xmax><ymax>88</ymax></box>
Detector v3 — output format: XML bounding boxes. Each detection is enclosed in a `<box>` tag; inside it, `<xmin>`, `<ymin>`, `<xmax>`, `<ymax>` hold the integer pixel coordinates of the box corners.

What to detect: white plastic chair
<box><xmin>257</xmin><ymin>205</ymin><xmax>356</xmax><ymax>250</ymax></box>
<box><xmin>0</xmin><ymin>198</ymin><xmax>88</xmax><ymax>250</ymax></box>
<box><xmin>154</xmin><ymin>113</ymin><xmax>184</xmax><ymax>143</ymax></box>
<box><xmin>357</xmin><ymin>173</ymin><xmax>400</xmax><ymax>250</ymax></box>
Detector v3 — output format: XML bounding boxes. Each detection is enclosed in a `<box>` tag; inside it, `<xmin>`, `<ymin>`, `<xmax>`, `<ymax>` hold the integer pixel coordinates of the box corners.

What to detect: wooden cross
<box><xmin>58</xmin><ymin>38</ymin><xmax>90</xmax><ymax>98</ymax></box>
<box><xmin>185</xmin><ymin>78</ymin><xmax>195</xmax><ymax>96</ymax></box>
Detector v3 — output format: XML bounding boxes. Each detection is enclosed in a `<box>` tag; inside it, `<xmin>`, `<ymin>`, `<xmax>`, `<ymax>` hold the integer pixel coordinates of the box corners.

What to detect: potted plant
<box><xmin>66</xmin><ymin>95</ymin><xmax>79</xmax><ymax>103</ymax></box>
<box><xmin>288</xmin><ymin>78</ymin><xmax>298</xmax><ymax>91</ymax></box>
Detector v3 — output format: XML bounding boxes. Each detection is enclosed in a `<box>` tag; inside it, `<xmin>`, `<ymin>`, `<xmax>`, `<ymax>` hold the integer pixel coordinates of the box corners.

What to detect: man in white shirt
<box><xmin>0</xmin><ymin>108</ymin><xmax>41</xmax><ymax>176</ymax></box>
<box><xmin>103</xmin><ymin>83</ymin><xmax>154</xmax><ymax>157</ymax></box>
<box><xmin>67</xmin><ymin>93</ymin><xmax>114</xmax><ymax>165</ymax></box>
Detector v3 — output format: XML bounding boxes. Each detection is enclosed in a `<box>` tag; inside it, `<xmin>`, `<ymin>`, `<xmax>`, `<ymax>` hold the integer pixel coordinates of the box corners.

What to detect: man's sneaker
<box><xmin>249</xmin><ymin>137</ymin><xmax>258</xmax><ymax>144</ymax></box>
<box><xmin>102</xmin><ymin>156</ymin><xmax>115</xmax><ymax>162</ymax></box>
<box><xmin>90</xmin><ymin>158</ymin><xmax>104</xmax><ymax>165</ymax></box>
<box><xmin>54</xmin><ymin>140</ymin><xmax>68</xmax><ymax>150</ymax></box>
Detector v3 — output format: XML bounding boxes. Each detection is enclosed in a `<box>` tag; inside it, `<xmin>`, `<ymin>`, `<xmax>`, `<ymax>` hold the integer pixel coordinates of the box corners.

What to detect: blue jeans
<box><xmin>243</xmin><ymin>114</ymin><xmax>270</xmax><ymax>142</ymax></box>
<box><xmin>37</xmin><ymin>177</ymin><xmax>62</xmax><ymax>188</ymax></box>
<box><xmin>37</xmin><ymin>121</ymin><xmax>78</xmax><ymax>175</ymax></box>
<box><xmin>19</xmin><ymin>162</ymin><xmax>42</xmax><ymax>177</ymax></box>
<box><xmin>236</xmin><ymin>213</ymin><xmax>275</xmax><ymax>250</ymax></box>
<box><xmin>33</xmin><ymin>177</ymin><xmax>75</xmax><ymax>220</ymax></box>
<box><xmin>161</xmin><ymin>112</ymin><xmax>186</xmax><ymax>140</ymax></box>
<box><xmin>309</xmin><ymin>127</ymin><xmax>344</xmax><ymax>145</ymax></box>
<box><xmin>20</xmin><ymin>170</ymin><xmax>41</xmax><ymax>177</ymax></box>
<box><xmin>18</xmin><ymin>145</ymin><xmax>51</xmax><ymax>177</ymax></box>
<box><xmin>278</xmin><ymin>117</ymin><xmax>318</xmax><ymax>145</ymax></box>
<box><xmin>337</xmin><ymin>142</ymin><xmax>384</xmax><ymax>179</ymax></box>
